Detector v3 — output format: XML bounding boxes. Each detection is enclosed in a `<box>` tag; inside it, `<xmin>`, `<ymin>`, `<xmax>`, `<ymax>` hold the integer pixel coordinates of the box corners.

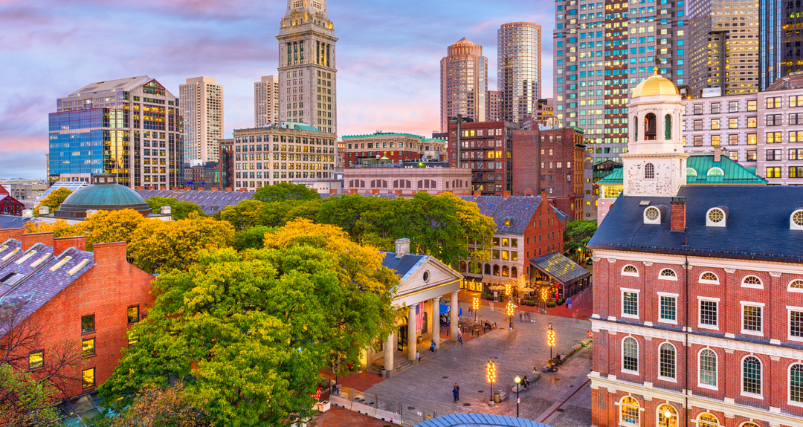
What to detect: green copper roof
<box><xmin>60</xmin><ymin>184</ymin><xmax>149</xmax><ymax>208</ymax></box>
<box><xmin>597</xmin><ymin>155</ymin><xmax>768</xmax><ymax>185</ymax></box>
<box><xmin>342</xmin><ymin>132</ymin><xmax>436</xmax><ymax>141</ymax></box>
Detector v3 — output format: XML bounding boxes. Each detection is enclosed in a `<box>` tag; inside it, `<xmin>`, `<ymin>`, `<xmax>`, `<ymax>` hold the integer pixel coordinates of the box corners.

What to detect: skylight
<box><xmin>15</xmin><ymin>250</ymin><xmax>37</xmax><ymax>265</ymax></box>
<box><xmin>1</xmin><ymin>248</ymin><xmax>20</xmax><ymax>261</ymax></box>
<box><xmin>67</xmin><ymin>259</ymin><xmax>91</xmax><ymax>276</ymax></box>
<box><xmin>49</xmin><ymin>256</ymin><xmax>73</xmax><ymax>272</ymax></box>
<box><xmin>30</xmin><ymin>254</ymin><xmax>51</xmax><ymax>268</ymax></box>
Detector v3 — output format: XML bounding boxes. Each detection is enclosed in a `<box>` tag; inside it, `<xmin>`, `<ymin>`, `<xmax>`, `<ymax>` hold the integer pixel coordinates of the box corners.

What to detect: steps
<box><xmin>368</xmin><ymin>339</ymin><xmax>460</xmax><ymax>376</ymax></box>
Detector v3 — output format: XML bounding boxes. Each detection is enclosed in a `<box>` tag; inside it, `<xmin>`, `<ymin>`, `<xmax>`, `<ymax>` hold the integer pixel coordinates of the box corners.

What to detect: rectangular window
<box><xmin>728</xmin><ymin>134</ymin><xmax>739</xmax><ymax>145</ymax></box>
<box><xmin>747</xmin><ymin>100</ymin><xmax>757</xmax><ymax>111</ymax></box>
<box><xmin>81</xmin><ymin>314</ymin><xmax>95</xmax><ymax>334</ymax></box>
<box><xmin>29</xmin><ymin>350</ymin><xmax>43</xmax><ymax>370</ymax></box>
<box><xmin>747</xmin><ymin>117</ymin><xmax>757</xmax><ymax>128</ymax></box>
<box><xmin>767</xmin><ymin>132</ymin><xmax>782</xmax><ymax>143</ymax></box>
<box><xmin>710</xmin><ymin>119</ymin><xmax>720</xmax><ymax>130</ymax></box>
<box><xmin>790</xmin><ymin>113</ymin><xmax>803</xmax><ymax>125</ymax></box>
<box><xmin>693</xmin><ymin>135</ymin><xmax>703</xmax><ymax>146</ymax></box>
<box><xmin>127</xmin><ymin>306</ymin><xmax>140</xmax><ymax>324</ymax></box>
<box><xmin>728</xmin><ymin>118</ymin><xmax>738</xmax><ymax>129</ymax></box>
<box><xmin>742</xmin><ymin>305</ymin><xmax>763</xmax><ymax>334</ymax></box>
<box><xmin>767</xmin><ymin>167</ymin><xmax>782</xmax><ymax>178</ymax></box>
<box><xmin>82</xmin><ymin>368</ymin><xmax>95</xmax><ymax>389</ymax></box>
<box><xmin>790</xmin><ymin>166</ymin><xmax>803</xmax><ymax>178</ymax></box>
<box><xmin>82</xmin><ymin>338</ymin><xmax>95</xmax><ymax>357</ymax></box>
<box><xmin>700</xmin><ymin>300</ymin><xmax>718</xmax><ymax>328</ymax></box>
<box><xmin>791</xmin><ymin>132</ymin><xmax>803</xmax><ymax>143</ymax></box>
<box><xmin>747</xmin><ymin>150</ymin><xmax>757</xmax><ymax>161</ymax></box>
<box><xmin>659</xmin><ymin>296</ymin><xmax>676</xmax><ymax>322</ymax></box>
<box><xmin>766</xmin><ymin>149</ymin><xmax>782</xmax><ymax>161</ymax></box>
<box><xmin>767</xmin><ymin>97</ymin><xmax>782</xmax><ymax>109</ymax></box>
<box><xmin>729</xmin><ymin>101</ymin><xmax>739</xmax><ymax>113</ymax></box>
<box><xmin>790</xmin><ymin>95</ymin><xmax>803</xmax><ymax>107</ymax></box>
<box><xmin>767</xmin><ymin>114</ymin><xmax>782</xmax><ymax>126</ymax></box>
<box><xmin>791</xmin><ymin>310</ymin><xmax>803</xmax><ymax>339</ymax></box>
<box><xmin>710</xmin><ymin>103</ymin><xmax>721</xmax><ymax>114</ymax></box>
<box><xmin>693</xmin><ymin>104</ymin><xmax>703</xmax><ymax>115</ymax></box>
<box><xmin>790</xmin><ymin>149</ymin><xmax>803</xmax><ymax>160</ymax></box>
<box><xmin>711</xmin><ymin>135</ymin><xmax>721</xmax><ymax>146</ymax></box>
<box><xmin>622</xmin><ymin>291</ymin><xmax>638</xmax><ymax>317</ymax></box>
<box><xmin>693</xmin><ymin>119</ymin><xmax>703</xmax><ymax>131</ymax></box>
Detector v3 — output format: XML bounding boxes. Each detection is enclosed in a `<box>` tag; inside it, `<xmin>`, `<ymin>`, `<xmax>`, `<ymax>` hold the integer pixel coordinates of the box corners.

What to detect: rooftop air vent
<box><xmin>643</xmin><ymin>204</ymin><xmax>666</xmax><ymax>225</ymax></box>
<box><xmin>706</xmin><ymin>206</ymin><xmax>728</xmax><ymax>227</ymax></box>
<box><xmin>791</xmin><ymin>209</ymin><xmax>803</xmax><ymax>231</ymax></box>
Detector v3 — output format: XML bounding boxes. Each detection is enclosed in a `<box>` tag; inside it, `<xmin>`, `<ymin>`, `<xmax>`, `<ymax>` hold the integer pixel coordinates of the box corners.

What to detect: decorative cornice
<box><xmin>724</xmin><ymin>268</ymin><xmax>736</xmax><ymax>273</ymax></box>
<box><xmin>591</xmin><ymin>257</ymin><xmax>601</xmax><ymax>262</ymax></box>
<box><xmin>644</xmin><ymin>262</ymin><xmax>654</xmax><ymax>267</ymax></box>
<box><xmin>770</xmin><ymin>272</ymin><xmax>783</xmax><ymax>277</ymax></box>
<box><xmin>607</xmin><ymin>258</ymin><xmax>617</xmax><ymax>263</ymax></box>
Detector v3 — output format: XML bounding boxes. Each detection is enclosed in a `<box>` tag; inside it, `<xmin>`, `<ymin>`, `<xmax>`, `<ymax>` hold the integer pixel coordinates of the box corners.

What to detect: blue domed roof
<box><xmin>55</xmin><ymin>174</ymin><xmax>151</xmax><ymax>219</ymax></box>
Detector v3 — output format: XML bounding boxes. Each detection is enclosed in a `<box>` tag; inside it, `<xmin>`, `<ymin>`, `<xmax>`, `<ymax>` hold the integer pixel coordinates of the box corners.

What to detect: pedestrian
<box><xmin>458</xmin><ymin>332</ymin><xmax>463</xmax><ymax>345</ymax></box>
<box><xmin>430</xmin><ymin>340</ymin><xmax>435</xmax><ymax>352</ymax></box>
<box><xmin>453</xmin><ymin>384</ymin><xmax>459</xmax><ymax>402</ymax></box>
<box><xmin>416</xmin><ymin>350</ymin><xmax>420</xmax><ymax>363</ymax></box>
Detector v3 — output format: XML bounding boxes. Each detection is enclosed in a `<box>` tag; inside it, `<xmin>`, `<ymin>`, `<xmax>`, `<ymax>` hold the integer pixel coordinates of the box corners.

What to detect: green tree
<box><xmin>0</xmin><ymin>366</ymin><xmax>62</xmax><ymax>426</ymax></box>
<box><xmin>563</xmin><ymin>220</ymin><xmax>598</xmax><ymax>260</ymax></box>
<box><xmin>233</xmin><ymin>225</ymin><xmax>275</xmax><ymax>250</ymax></box>
<box><xmin>35</xmin><ymin>188</ymin><xmax>73</xmax><ymax>217</ymax></box>
<box><xmin>128</xmin><ymin>212</ymin><xmax>235</xmax><ymax>274</ymax></box>
<box><xmin>217</xmin><ymin>199</ymin><xmax>267</xmax><ymax>230</ymax></box>
<box><xmin>253</xmin><ymin>183</ymin><xmax>320</xmax><ymax>203</ymax></box>
<box><xmin>100</xmin><ymin>219</ymin><xmax>398</xmax><ymax>427</ymax></box>
<box><xmin>92</xmin><ymin>381</ymin><xmax>209</xmax><ymax>427</ymax></box>
<box><xmin>145</xmin><ymin>196</ymin><xmax>206</xmax><ymax>220</ymax></box>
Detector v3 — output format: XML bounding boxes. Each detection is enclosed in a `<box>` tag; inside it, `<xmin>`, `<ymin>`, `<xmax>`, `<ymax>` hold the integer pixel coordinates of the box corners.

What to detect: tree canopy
<box><xmin>145</xmin><ymin>196</ymin><xmax>206</xmax><ymax>220</ymax></box>
<box><xmin>253</xmin><ymin>183</ymin><xmax>321</xmax><ymax>203</ymax></box>
<box><xmin>100</xmin><ymin>219</ymin><xmax>398</xmax><ymax>427</ymax></box>
<box><xmin>35</xmin><ymin>188</ymin><xmax>73</xmax><ymax>217</ymax></box>
<box><xmin>24</xmin><ymin>209</ymin><xmax>146</xmax><ymax>250</ymax></box>
<box><xmin>563</xmin><ymin>220</ymin><xmax>597</xmax><ymax>258</ymax></box>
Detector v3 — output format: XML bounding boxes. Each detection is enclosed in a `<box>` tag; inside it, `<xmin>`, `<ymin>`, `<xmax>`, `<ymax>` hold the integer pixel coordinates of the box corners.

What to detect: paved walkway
<box><xmin>457</xmin><ymin>287</ymin><xmax>594</xmax><ymax>321</ymax></box>
<box><xmin>312</xmin><ymin>406</ymin><xmax>390</xmax><ymax>427</ymax></box>
<box><xmin>360</xmin><ymin>301</ymin><xmax>593</xmax><ymax>425</ymax></box>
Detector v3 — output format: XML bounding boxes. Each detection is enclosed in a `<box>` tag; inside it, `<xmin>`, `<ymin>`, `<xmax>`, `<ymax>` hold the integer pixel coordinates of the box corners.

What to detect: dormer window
<box><xmin>707</xmin><ymin>167</ymin><xmax>724</xmax><ymax>177</ymax></box>
<box><xmin>686</xmin><ymin>168</ymin><xmax>697</xmax><ymax>176</ymax></box>
<box><xmin>643</xmin><ymin>206</ymin><xmax>663</xmax><ymax>224</ymax></box>
<box><xmin>706</xmin><ymin>207</ymin><xmax>727</xmax><ymax>227</ymax></box>
<box><xmin>791</xmin><ymin>209</ymin><xmax>803</xmax><ymax>230</ymax></box>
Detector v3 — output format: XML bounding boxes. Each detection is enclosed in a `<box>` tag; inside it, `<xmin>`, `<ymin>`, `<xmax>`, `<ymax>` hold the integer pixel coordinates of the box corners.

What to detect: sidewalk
<box><xmin>458</xmin><ymin>287</ymin><xmax>593</xmax><ymax>321</ymax></box>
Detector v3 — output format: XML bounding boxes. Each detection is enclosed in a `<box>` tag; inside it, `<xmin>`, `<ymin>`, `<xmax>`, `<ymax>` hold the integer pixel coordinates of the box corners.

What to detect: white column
<box><xmin>432</xmin><ymin>296</ymin><xmax>441</xmax><ymax>351</ymax></box>
<box><xmin>407</xmin><ymin>304</ymin><xmax>417</xmax><ymax>361</ymax></box>
<box><xmin>451</xmin><ymin>291</ymin><xmax>459</xmax><ymax>340</ymax></box>
<box><xmin>384</xmin><ymin>332</ymin><xmax>395</xmax><ymax>376</ymax></box>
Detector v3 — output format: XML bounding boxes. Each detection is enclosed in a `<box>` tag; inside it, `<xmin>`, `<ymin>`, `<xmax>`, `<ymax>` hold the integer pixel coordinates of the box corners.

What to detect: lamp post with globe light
<box><xmin>486</xmin><ymin>359</ymin><xmax>496</xmax><ymax>405</ymax></box>
<box><xmin>547</xmin><ymin>322</ymin><xmax>555</xmax><ymax>360</ymax></box>
<box><xmin>472</xmin><ymin>296</ymin><xmax>480</xmax><ymax>322</ymax></box>
<box><xmin>514</xmin><ymin>375</ymin><xmax>521</xmax><ymax>417</ymax></box>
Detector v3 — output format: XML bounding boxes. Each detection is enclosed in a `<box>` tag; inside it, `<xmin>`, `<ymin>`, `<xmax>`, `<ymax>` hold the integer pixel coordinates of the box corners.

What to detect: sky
<box><xmin>0</xmin><ymin>0</ymin><xmax>555</xmax><ymax>180</ymax></box>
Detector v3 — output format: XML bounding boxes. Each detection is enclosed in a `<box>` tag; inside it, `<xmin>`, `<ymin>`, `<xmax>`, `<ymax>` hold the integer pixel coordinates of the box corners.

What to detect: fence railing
<box><xmin>329</xmin><ymin>386</ymin><xmax>440</xmax><ymax>426</ymax></box>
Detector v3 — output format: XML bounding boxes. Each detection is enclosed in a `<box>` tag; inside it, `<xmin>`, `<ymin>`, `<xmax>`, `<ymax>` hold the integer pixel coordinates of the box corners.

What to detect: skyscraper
<box><xmin>498</xmin><ymin>22</ymin><xmax>542</xmax><ymax>125</ymax></box>
<box><xmin>48</xmin><ymin>76</ymin><xmax>183</xmax><ymax>189</ymax></box>
<box><xmin>179</xmin><ymin>76</ymin><xmax>224</xmax><ymax>162</ymax></box>
<box><xmin>688</xmin><ymin>0</ymin><xmax>759</xmax><ymax>97</ymax></box>
<box><xmin>760</xmin><ymin>0</ymin><xmax>803</xmax><ymax>90</ymax></box>
<box><xmin>440</xmin><ymin>38</ymin><xmax>488</xmax><ymax>132</ymax></box>
<box><xmin>277</xmin><ymin>0</ymin><xmax>337</xmax><ymax>134</ymax></box>
<box><xmin>486</xmin><ymin>90</ymin><xmax>502</xmax><ymax>121</ymax></box>
<box><xmin>553</xmin><ymin>0</ymin><xmax>687</xmax><ymax>164</ymax></box>
<box><xmin>254</xmin><ymin>75</ymin><xmax>279</xmax><ymax>127</ymax></box>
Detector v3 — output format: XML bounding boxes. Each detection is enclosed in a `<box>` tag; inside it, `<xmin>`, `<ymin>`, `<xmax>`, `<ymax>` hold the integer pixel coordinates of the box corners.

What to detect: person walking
<box><xmin>430</xmin><ymin>340</ymin><xmax>435</xmax><ymax>353</ymax></box>
<box><xmin>458</xmin><ymin>331</ymin><xmax>463</xmax><ymax>345</ymax></box>
<box><xmin>416</xmin><ymin>350</ymin><xmax>420</xmax><ymax>363</ymax></box>
<box><xmin>453</xmin><ymin>383</ymin><xmax>460</xmax><ymax>401</ymax></box>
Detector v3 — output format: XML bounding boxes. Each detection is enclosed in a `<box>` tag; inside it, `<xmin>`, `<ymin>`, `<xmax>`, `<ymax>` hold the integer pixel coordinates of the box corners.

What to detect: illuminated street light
<box><xmin>472</xmin><ymin>297</ymin><xmax>480</xmax><ymax>322</ymax></box>
<box><xmin>506</xmin><ymin>300</ymin><xmax>515</xmax><ymax>330</ymax></box>
<box><xmin>514</xmin><ymin>375</ymin><xmax>521</xmax><ymax>417</ymax></box>
<box><xmin>547</xmin><ymin>322</ymin><xmax>555</xmax><ymax>360</ymax></box>
<box><xmin>486</xmin><ymin>359</ymin><xmax>496</xmax><ymax>404</ymax></box>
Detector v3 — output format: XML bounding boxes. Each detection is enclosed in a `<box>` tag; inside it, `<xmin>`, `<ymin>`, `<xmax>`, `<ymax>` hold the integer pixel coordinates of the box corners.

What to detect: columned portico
<box><xmin>432</xmin><ymin>296</ymin><xmax>440</xmax><ymax>352</ymax></box>
<box><xmin>384</xmin><ymin>332</ymin><xmax>395</xmax><ymax>375</ymax></box>
<box><xmin>407</xmin><ymin>304</ymin><xmax>417</xmax><ymax>362</ymax></box>
<box><xmin>450</xmin><ymin>291</ymin><xmax>459</xmax><ymax>339</ymax></box>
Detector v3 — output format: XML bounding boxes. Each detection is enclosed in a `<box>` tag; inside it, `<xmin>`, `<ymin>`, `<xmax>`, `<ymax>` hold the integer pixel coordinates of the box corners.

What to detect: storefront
<box><xmin>528</xmin><ymin>252</ymin><xmax>591</xmax><ymax>302</ymax></box>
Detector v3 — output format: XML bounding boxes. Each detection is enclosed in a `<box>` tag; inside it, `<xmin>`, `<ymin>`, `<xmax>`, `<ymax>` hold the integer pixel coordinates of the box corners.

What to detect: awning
<box><xmin>529</xmin><ymin>253</ymin><xmax>591</xmax><ymax>286</ymax></box>
<box><xmin>488</xmin><ymin>285</ymin><xmax>506</xmax><ymax>291</ymax></box>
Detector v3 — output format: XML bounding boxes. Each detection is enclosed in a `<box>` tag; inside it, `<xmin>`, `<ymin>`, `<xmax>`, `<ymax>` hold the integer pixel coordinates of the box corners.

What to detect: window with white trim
<box><xmin>622</xmin><ymin>265</ymin><xmax>639</xmax><ymax>276</ymax></box>
<box><xmin>659</xmin><ymin>295</ymin><xmax>676</xmax><ymax>322</ymax></box>
<box><xmin>622</xmin><ymin>337</ymin><xmax>638</xmax><ymax>373</ymax></box>
<box><xmin>698</xmin><ymin>413</ymin><xmax>721</xmax><ymax>427</ymax></box>
<box><xmin>659</xmin><ymin>343</ymin><xmax>676</xmax><ymax>380</ymax></box>
<box><xmin>741</xmin><ymin>275</ymin><xmax>763</xmax><ymax>289</ymax></box>
<box><xmin>699</xmin><ymin>272</ymin><xmax>719</xmax><ymax>284</ymax></box>
<box><xmin>789</xmin><ymin>279</ymin><xmax>803</xmax><ymax>292</ymax></box>
<box><xmin>619</xmin><ymin>396</ymin><xmax>639</xmax><ymax>426</ymax></box>
<box><xmin>659</xmin><ymin>268</ymin><xmax>677</xmax><ymax>280</ymax></box>
<box><xmin>790</xmin><ymin>309</ymin><xmax>803</xmax><ymax>340</ymax></box>
<box><xmin>739</xmin><ymin>423</ymin><xmax>760</xmax><ymax>427</ymax></box>
<box><xmin>657</xmin><ymin>404</ymin><xmax>677</xmax><ymax>427</ymax></box>
<box><xmin>699</xmin><ymin>299</ymin><xmax>718</xmax><ymax>328</ymax></box>
<box><xmin>699</xmin><ymin>349</ymin><xmax>717</xmax><ymax>387</ymax></box>
<box><xmin>622</xmin><ymin>291</ymin><xmax>639</xmax><ymax>317</ymax></box>
<box><xmin>790</xmin><ymin>363</ymin><xmax>803</xmax><ymax>404</ymax></box>
<box><xmin>742</xmin><ymin>356</ymin><xmax>762</xmax><ymax>396</ymax></box>
<box><xmin>742</xmin><ymin>304</ymin><xmax>763</xmax><ymax>335</ymax></box>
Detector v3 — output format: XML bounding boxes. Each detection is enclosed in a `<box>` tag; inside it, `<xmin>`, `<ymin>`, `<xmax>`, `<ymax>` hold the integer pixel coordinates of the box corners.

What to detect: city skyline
<box><xmin>0</xmin><ymin>0</ymin><xmax>554</xmax><ymax>179</ymax></box>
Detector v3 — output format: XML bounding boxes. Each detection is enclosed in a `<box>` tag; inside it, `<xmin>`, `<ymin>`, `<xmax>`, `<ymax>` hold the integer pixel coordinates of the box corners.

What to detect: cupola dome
<box><xmin>632</xmin><ymin>72</ymin><xmax>680</xmax><ymax>98</ymax></box>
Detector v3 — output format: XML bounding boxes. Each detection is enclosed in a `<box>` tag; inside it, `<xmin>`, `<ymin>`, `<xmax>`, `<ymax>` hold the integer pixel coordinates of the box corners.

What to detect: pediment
<box><xmin>394</xmin><ymin>256</ymin><xmax>462</xmax><ymax>298</ymax></box>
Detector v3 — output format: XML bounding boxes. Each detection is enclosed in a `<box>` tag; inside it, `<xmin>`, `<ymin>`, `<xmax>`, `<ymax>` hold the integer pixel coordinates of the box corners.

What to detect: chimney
<box><xmin>21</xmin><ymin>232</ymin><xmax>54</xmax><ymax>251</ymax></box>
<box><xmin>0</xmin><ymin>228</ymin><xmax>24</xmax><ymax>242</ymax></box>
<box><xmin>198</xmin><ymin>187</ymin><xmax>204</xmax><ymax>192</ymax></box>
<box><xmin>240</xmin><ymin>188</ymin><xmax>247</xmax><ymax>193</ymax></box>
<box><xmin>54</xmin><ymin>236</ymin><xmax>87</xmax><ymax>256</ymax></box>
<box><xmin>395</xmin><ymin>189</ymin><xmax>403</xmax><ymax>196</ymax></box>
<box><xmin>671</xmin><ymin>196</ymin><xmax>686</xmax><ymax>231</ymax></box>
<box><xmin>211</xmin><ymin>187</ymin><xmax>218</xmax><ymax>192</ymax></box>
<box><xmin>503</xmin><ymin>191</ymin><xmax>512</xmax><ymax>199</ymax></box>
<box><xmin>395</xmin><ymin>238</ymin><xmax>410</xmax><ymax>258</ymax></box>
<box><xmin>92</xmin><ymin>241</ymin><xmax>127</xmax><ymax>268</ymax></box>
<box><xmin>714</xmin><ymin>146</ymin><xmax>721</xmax><ymax>163</ymax></box>
<box><xmin>473</xmin><ymin>189</ymin><xmax>481</xmax><ymax>197</ymax></box>
<box><xmin>160</xmin><ymin>206</ymin><xmax>172</xmax><ymax>216</ymax></box>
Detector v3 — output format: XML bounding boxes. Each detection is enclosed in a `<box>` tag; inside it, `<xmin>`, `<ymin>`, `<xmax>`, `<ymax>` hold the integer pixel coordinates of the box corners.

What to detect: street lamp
<box><xmin>505</xmin><ymin>283</ymin><xmax>511</xmax><ymax>297</ymax></box>
<box><xmin>547</xmin><ymin>323</ymin><xmax>555</xmax><ymax>360</ymax></box>
<box><xmin>514</xmin><ymin>375</ymin><xmax>521</xmax><ymax>418</ymax></box>
<box><xmin>472</xmin><ymin>296</ymin><xmax>480</xmax><ymax>322</ymax></box>
<box><xmin>506</xmin><ymin>300</ymin><xmax>515</xmax><ymax>330</ymax></box>
<box><xmin>486</xmin><ymin>359</ymin><xmax>496</xmax><ymax>404</ymax></box>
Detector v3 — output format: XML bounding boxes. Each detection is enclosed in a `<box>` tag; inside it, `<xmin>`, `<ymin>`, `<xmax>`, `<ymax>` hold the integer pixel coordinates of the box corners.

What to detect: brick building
<box><xmin>0</xmin><ymin>229</ymin><xmax>154</xmax><ymax>400</ymax></box>
<box><xmin>588</xmin><ymin>74</ymin><xmax>803</xmax><ymax>427</ymax></box>
<box><xmin>218</xmin><ymin>138</ymin><xmax>234</xmax><ymax>189</ymax></box>
<box><xmin>342</xmin><ymin>132</ymin><xmax>446</xmax><ymax>168</ymax></box>
<box><xmin>511</xmin><ymin>127</ymin><xmax>586</xmax><ymax>221</ymax></box>
<box><xmin>447</xmin><ymin>121</ymin><xmax>520</xmax><ymax>195</ymax></box>
<box><xmin>343</xmin><ymin>162</ymin><xmax>472</xmax><ymax>197</ymax></box>
<box><xmin>0</xmin><ymin>185</ymin><xmax>24</xmax><ymax>216</ymax></box>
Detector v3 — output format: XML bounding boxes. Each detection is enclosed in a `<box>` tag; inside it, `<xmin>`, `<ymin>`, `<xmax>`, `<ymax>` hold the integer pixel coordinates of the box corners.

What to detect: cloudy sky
<box><xmin>0</xmin><ymin>0</ymin><xmax>555</xmax><ymax>179</ymax></box>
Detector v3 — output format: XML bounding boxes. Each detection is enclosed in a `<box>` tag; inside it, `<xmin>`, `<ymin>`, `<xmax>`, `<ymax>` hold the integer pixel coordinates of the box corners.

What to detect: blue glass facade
<box><xmin>760</xmin><ymin>0</ymin><xmax>803</xmax><ymax>90</ymax></box>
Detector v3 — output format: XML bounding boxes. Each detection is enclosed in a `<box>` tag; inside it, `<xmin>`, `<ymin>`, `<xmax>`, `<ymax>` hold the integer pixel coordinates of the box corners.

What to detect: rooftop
<box><xmin>597</xmin><ymin>154</ymin><xmax>766</xmax><ymax>186</ymax></box>
<box><xmin>530</xmin><ymin>252</ymin><xmax>591</xmax><ymax>285</ymax></box>
<box><xmin>68</xmin><ymin>76</ymin><xmax>151</xmax><ymax>97</ymax></box>
<box><xmin>342</xmin><ymin>132</ymin><xmax>446</xmax><ymax>143</ymax></box>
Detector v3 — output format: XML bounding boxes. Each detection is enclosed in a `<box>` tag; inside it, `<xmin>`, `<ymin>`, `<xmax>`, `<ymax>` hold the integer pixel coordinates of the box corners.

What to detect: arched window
<box><xmin>739</xmin><ymin>423</ymin><xmax>761</xmax><ymax>427</ymax></box>
<box><xmin>742</xmin><ymin>356</ymin><xmax>762</xmax><ymax>395</ymax></box>
<box><xmin>511</xmin><ymin>267</ymin><xmax>518</xmax><ymax>278</ymax></box>
<box><xmin>699</xmin><ymin>349</ymin><xmax>717</xmax><ymax>387</ymax></box>
<box><xmin>659</xmin><ymin>268</ymin><xmax>677</xmax><ymax>280</ymax></box>
<box><xmin>645</xmin><ymin>163</ymin><xmax>655</xmax><ymax>179</ymax></box>
<box><xmin>686</xmin><ymin>167</ymin><xmax>698</xmax><ymax>176</ymax></box>
<box><xmin>789</xmin><ymin>279</ymin><xmax>803</xmax><ymax>292</ymax></box>
<box><xmin>622</xmin><ymin>265</ymin><xmax>639</xmax><ymax>277</ymax></box>
<box><xmin>741</xmin><ymin>276</ymin><xmax>763</xmax><ymax>289</ymax></box>
<box><xmin>657</xmin><ymin>404</ymin><xmax>677</xmax><ymax>427</ymax></box>
<box><xmin>619</xmin><ymin>396</ymin><xmax>639</xmax><ymax>426</ymax></box>
<box><xmin>460</xmin><ymin>261</ymin><xmax>467</xmax><ymax>273</ymax></box>
<box><xmin>791</xmin><ymin>363</ymin><xmax>803</xmax><ymax>403</ymax></box>
<box><xmin>698</xmin><ymin>413</ymin><xmax>721</xmax><ymax>427</ymax></box>
<box><xmin>634</xmin><ymin>116</ymin><xmax>639</xmax><ymax>140</ymax></box>
<box><xmin>699</xmin><ymin>272</ymin><xmax>719</xmax><ymax>284</ymax></box>
<box><xmin>502</xmin><ymin>266</ymin><xmax>509</xmax><ymax>277</ymax></box>
<box><xmin>707</xmin><ymin>167</ymin><xmax>724</xmax><ymax>177</ymax></box>
<box><xmin>645</xmin><ymin>113</ymin><xmax>657</xmax><ymax>140</ymax></box>
<box><xmin>665</xmin><ymin>114</ymin><xmax>672</xmax><ymax>140</ymax></box>
<box><xmin>622</xmin><ymin>337</ymin><xmax>638</xmax><ymax>373</ymax></box>
<box><xmin>659</xmin><ymin>343</ymin><xmax>676</xmax><ymax>379</ymax></box>
<box><xmin>484</xmin><ymin>264</ymin><xmax>491</xmax><ymax>275</ymax></box>
<box><xmin>493</xmin><ymin>265</ymin><xmax>500</xmax><ymax>276</ymax></box>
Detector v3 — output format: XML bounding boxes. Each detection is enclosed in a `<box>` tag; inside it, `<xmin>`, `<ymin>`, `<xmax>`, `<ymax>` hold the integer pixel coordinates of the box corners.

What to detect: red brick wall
<box><xmin>16</xmin><ymin>241</ymin><xmax>155</xmax><ymax>399</ymax></box>
<box><xmin>523</xmin><ymin>197</ymin><xmax>564</xmax><ymax>271</ymax></box>
<box><xmin>0</xmin><ymin>228</ymin><xmax>24</xmax><ymax>242</ymax></box>
<box><xmin>21</xmin><ymin>233</ymin><xmax>55</xmax><ymax>251</ymax></box>
<box><xmin>447</xmin><ymin>121</ymin><xmax>513</xmax><ymax>195</ymax></box>
<box><xmin>54</xmin><ymin>236</ymin><xmax>87</xmax><ymax>256</ymax></box>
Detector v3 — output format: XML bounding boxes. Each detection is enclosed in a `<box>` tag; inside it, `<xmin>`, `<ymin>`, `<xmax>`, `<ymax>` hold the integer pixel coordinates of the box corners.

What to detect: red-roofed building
<box><xmin>0</xmin><ymin>229</ymin><xmax>154</xmax><ymax>400</ymax></box>
<box><xmin>0</xmin><ymin>185</ymin><xmax>24</xmax><ymax>216</ymax></box>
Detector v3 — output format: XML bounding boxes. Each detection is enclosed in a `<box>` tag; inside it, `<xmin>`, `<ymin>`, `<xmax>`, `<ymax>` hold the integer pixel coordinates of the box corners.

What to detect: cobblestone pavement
<box><xmin>361</xmin><ymin>302</ymin><xmax>593</xmax><ymax>424</ymax></box>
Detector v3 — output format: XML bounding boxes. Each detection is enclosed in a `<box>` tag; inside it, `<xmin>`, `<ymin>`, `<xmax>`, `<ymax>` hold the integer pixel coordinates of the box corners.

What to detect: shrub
<box><xmin>547</xmin><ymin>302</ymin><xmax>557</xmax><ymax>308</ymax></box>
